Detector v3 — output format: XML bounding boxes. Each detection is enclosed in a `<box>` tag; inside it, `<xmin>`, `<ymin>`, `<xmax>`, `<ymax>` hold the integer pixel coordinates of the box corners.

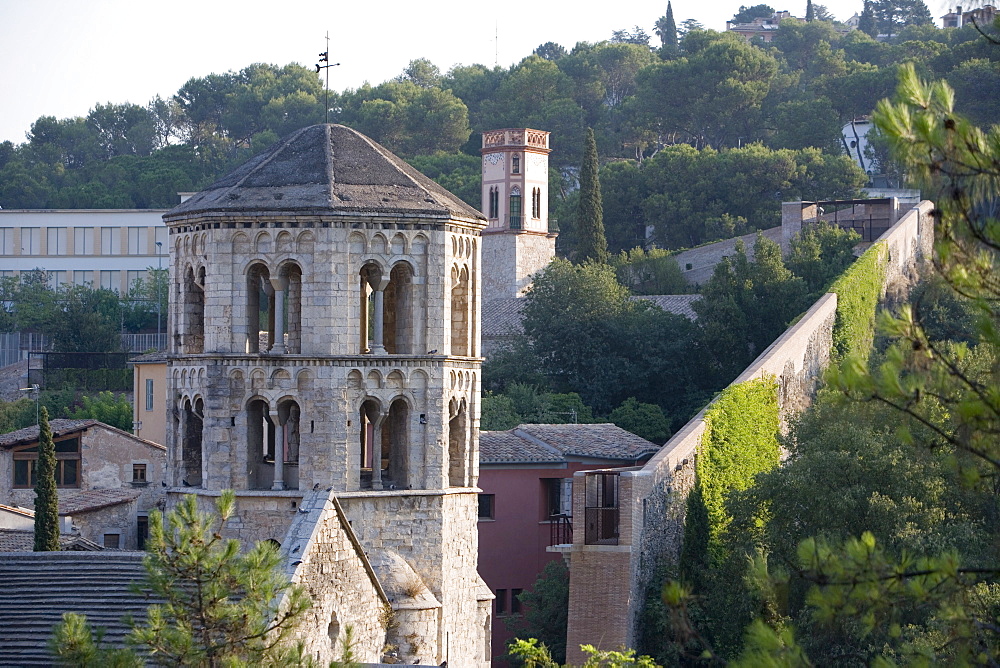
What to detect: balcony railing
<box><xmin>549</xmin><ymin>513</ymin><xmax>573</xmax><ymax>546</ymax></box>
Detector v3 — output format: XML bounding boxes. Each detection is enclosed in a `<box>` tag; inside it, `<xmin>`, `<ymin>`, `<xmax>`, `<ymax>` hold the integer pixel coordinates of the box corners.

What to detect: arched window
<box><xmin>381</xmin><ymin>398</ymin><xmax>409</xmax><ymax>489</ymax></box>
<box><xmin>383</xmin><ymin>262</ymin><xmax>414</xmax><ymax>354</ymax></box>
<box><xmin>448</xmin><ymin>399</ymin><xmax>468</xmax><ymax>487</ymax></box>
<box><xmin>247</xmin><ymin>398</ymin><xmax>276</xmax><ymax>489</ymax></box>
<box><xmin>182</xmin><ymin>398</ymin><xmax>203</xmax><ymax>487</ymax></box>
<box><xmin>182</xmin><ymin>267</ymin><xmax>205</xmax><ymax>354</ymax></box>
<box><xmin>451</xmin><ymin>266</ymin><xmax>470</xmax><ymax>356</ymax></box>
<box><xmin>488</xmin><ymin>187</ymin><xmax>499</xmax><ymax>219</ymax></box>
<box><xmin>359</xmin><ymin>399</ymin><xmax>381</xmax><ymax>489</ymax></box>
<box><xmin>277</xmin><ymin>262</ymin><xmax>302</xmax><ymax>354</ymax></box>
<box><xmin>246</xmin><ymin>264</ymin><xmax>272</xmax><ymax>353</ymax></box>
<box><xmin>509</xmin><ymin>187</ymin><xmax>522</xmax><ymax>230</ymax></box>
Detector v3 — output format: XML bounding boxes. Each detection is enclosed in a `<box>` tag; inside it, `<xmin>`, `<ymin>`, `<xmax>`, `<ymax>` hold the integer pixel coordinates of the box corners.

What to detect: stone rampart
<box><xmin>565</xmin><ymin>202</ymin><xmax>934</xmax><ymax>662</ymax></box>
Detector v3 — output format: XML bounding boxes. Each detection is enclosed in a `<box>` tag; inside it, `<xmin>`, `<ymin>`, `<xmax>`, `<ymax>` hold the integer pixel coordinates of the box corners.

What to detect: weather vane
<box><xmin>315</xmin><ymin>32</ymin><xmax>341</xmax><ymax>124</ymax></box>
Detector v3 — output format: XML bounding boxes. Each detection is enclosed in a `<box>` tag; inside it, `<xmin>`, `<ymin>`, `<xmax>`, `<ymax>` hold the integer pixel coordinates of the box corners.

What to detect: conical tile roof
<box><xmin>165</xmin><ymin>124</ymin><xmax>485</xmax><ymax>222</ymax></box>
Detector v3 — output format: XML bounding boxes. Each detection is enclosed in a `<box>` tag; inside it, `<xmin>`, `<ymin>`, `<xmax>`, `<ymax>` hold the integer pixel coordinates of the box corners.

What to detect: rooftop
<box><xmin>481</xmin><ymin>423</ymin><xmax>661</xmax><ymax>464</ymax></box>
<box><xmin>165</xmin><ymin>124</ymin><xmax>486</xmax><ymax>223</ymax></box>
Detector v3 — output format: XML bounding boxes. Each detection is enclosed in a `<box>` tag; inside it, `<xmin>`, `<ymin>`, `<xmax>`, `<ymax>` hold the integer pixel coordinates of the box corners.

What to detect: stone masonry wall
<box><xmin>279</xmin><ymin>490</ymin><xmax>389</xmax><ymax>665</ymax></box>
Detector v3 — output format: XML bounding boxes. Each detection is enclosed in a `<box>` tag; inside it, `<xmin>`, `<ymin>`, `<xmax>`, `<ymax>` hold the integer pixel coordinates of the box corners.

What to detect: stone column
<box><xmin>271</xmin><ymin>409</ymin><xmax>285</xmax><ymax>491</ymax></box>
<box><xmin>269</xmin><ymin>276</ymin><xmax>289</xmax><ymax>354</ymax></box>
<box><xmin>371</xmin><ymin>414</ymin><xmax>385</xmax><ymax>490</ymax></box>
<box><xmin>370</xmin><ymin>288</ymin><xmax>386</xmax><ymax>354</ymax></box>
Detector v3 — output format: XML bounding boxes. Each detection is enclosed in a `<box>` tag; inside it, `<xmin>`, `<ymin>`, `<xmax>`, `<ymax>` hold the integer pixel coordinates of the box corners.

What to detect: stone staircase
<box><xmin>0</xmin><ymin>551</ymin><xmax>153</xmax><ymax>666</ymax></box>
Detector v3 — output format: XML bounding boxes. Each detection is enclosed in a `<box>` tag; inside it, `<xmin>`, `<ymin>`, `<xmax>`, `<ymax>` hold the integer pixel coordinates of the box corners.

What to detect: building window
<box><xmin>137</xmin><ymin>516</ymin><xmax>149</xmax><ymax>550</ymax></box>
<box><xmin>128</xmin><ymin>227</ymin><xmax>148</xmax><ymax>255</ymax></box>
<box><xmin>478</xmin><ymin>493</ymin><xmax>495</xmax><ymax>520</ymax></box>
<box><xmin>73</xmin><ymin>270</ymin><xmax>94</xmax><ymax>286</ymax></box>
<box><xmin>101</xmin><ymin>227</ymin><xmax>119</xmax><ymax>255</ymax></box>
<box><xmin>133</xmin><ymin>463</ymin><xmax>147</xmax><ymax>482</ymax></box>
<box><xmin>488</xmin><ymin>187</ymin><xmax>499</xmax><ymax>219</ymax></box>
<box><xmin>0</xmin><ymin>228</ymin><xmax>14</xmax><ymax>255</ymax></box>
<box><xmin>532</xmin><ymin>187</ymin><xmax>541</xmax><ymax>219</ymax></box>
<box><xmin>511</xmin><ymin>589</ymin><xmax>523</xmax><ymax>615</ymax></box>
<box><xmin>22</xmin><ymin>228</ymin><xmax>40</xmax><ymax>254</ymax></box>
<box><xmin>100</xmin><ymin>270</ymin><xmax>120</xmax><ymax>292</ymax></box>
<box><xmin>13</xmin><ymin>436</ymin><xmax>81</xmax><ymax>488</ymax></box>
<box><xmin>47</xmin><ymin>271</ymin><xmax>67</xmax><ymax>290</ymax></box>
<box><xmin>154</xmin><ymin>226</ymin><xmax>168</xmax><ymax>248</ymax></box>
<box><xmin>127</xmin><ymin>270</ymin><xmax>147</xmax><ymax>291</ymax></box>
<box><xmin>74</xmin><ymin>227</ymin><xmax>95</xmax><ymax>255</ymax></box>
<box><xmin>509</xmin><ymin>188</ymin><xmax>522</xmax><ymax>230</ymax></box>
<box><xmin>496</xmin><ymin>589</ymin><xmax>508</xmax><ymax>616</ymax></box>
<box><xmin>544</xmin><ymin>478</ymin><xmax>572</xmax><ymax>519</ymax></box>
<box><xmin>46</xmin><ymin>227</ymin><xmax>67</xmax><ymax>255</ymax></box>
<box><xmin>145</xmin><ymin>379</ymin><xmax>154</xmax><ymax>411</ymax></box>
<box><xmin>103</xmin><ymin>533</ymin><xmax>121</xmax><ymax>549</ymax></box>
<box><xmin>512</xmin><ymin>154</ymin><xmax>520</xmax><ymax>174</ymax></box>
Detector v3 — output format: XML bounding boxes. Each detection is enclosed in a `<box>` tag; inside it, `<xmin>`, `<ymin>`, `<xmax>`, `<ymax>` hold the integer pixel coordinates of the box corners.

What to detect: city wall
<box><xmin>565</xmin><ymin>201</ymin><xmax>935</xmax><ymax>661</ymax></box>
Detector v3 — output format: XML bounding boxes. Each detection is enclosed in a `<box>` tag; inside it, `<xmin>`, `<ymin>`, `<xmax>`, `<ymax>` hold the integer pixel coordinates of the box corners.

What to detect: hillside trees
<box><xmin>521</xmin><ymin>259</ymin><xmax>701</xmax><ymax>417</ymax></box>
<box><xmin>632</xmin><ymin>31</ymin><xmax>779</xmax><ymax>148</ymax></box>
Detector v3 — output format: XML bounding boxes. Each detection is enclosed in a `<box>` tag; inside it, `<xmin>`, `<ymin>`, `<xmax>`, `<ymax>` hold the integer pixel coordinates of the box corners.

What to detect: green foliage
<box><xmin>405</xmin><ymin>152</ymin><xmax>481</xmax><ymax>207</ymax></box>
<box><xmin>507</xmin><ymin>637</ymin><xmax>661</xmax><ymax>668</ymax></box>
<box><xmin>132</xmin><ymin>491</ymin><xmax>312</xmax><ymax>665</ymax></box>
<box><xmin>654</xmin><ymin>2</ymin><xmax>678</xmax><ymax>54</ymax></box>
<box><xmin>33</xmin><ymin>406</ymin><xmax>59</xmax><ymax>552</ymax></box>
<box><xmin>828</xmin><ymin>240</ymin><xmax>887</xmax><ymax>362</ymax></box>
<box><xmin>695</xmin><ymin>377</ymin><xmax>781</xmax><ymax>553</ymax></box>
<box><xmin>481</xmin><ymin>383</ymin><xmax>596</xmax><ymax>431</ymax></box>
<box><xmin>67</xmin><ymin>391</ymin><xmax>133</xmax><ymax>432</ymax></box>
<box><xmin>732</xmin><ymin>4</ymin><xmax>775</xmax><ymax>23</ymax></box>
<box><xmin>694</xmin><ymin>234</ymin><xmax>809</xmax><ymax>384</ymax></box>
<box><xmin>611</xmin><ymin>247</ymin><xmax>690</xmax><ymax>296</ymax></box>
<box><xmin>576</xmin><ymin>129</ymin><xmax>608</xmax><ymax>264</ymax></box>
<box><xmin>507</xmin><ymin>560</ymin><xmax>570</xmax><ymax>664</ymax></box>
<box><xmin>522</xmin><ymin>259</ymin><xmax>700</xmax><ymax>416</ymax></box>
<box><xmin>609</xmin><ymin>398</ymin><xmax>671</xmax><ymax>443</ymax></box>
<box><xmin>49</xmin><ymin>612</ymin><xmax>143</xmax><ymax>667</ymax></box>
<box><xmin>785</xmin><ymin>220</ymin><xmax>861</xmax><ymax>294</ymax></box>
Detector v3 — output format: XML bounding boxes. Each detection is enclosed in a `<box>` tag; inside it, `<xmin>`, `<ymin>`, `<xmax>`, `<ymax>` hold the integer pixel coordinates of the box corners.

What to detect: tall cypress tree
<box><xmin>656</xmin><ymin>2</ymin><xmax>679</xmax><ymax>54</ymax></box>
<box><xmin>33</xmin><ymin>406</ymin><xmax>60</xmax><ymax>552</ymax></box>
<box><xmin>858</xmin><ymin>0</ymin><xmax>878</xmax><ymax>36</ymax></box>
<box><xmin>576</xmin><ymin>128</ymin><xmax>608</xmax><ymax>264</ymax></box>
<box><xmin>806</xmin><ymin>0</ymin><xmax>815</xmax><ymax>21</ymax></box>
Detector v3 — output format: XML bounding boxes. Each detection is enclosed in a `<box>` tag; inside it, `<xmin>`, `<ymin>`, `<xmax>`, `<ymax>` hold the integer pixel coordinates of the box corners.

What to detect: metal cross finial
<box><xmin>315</xmin><ymin>31</ymin><xmax>341</xmax><ymax>124</ymax></box>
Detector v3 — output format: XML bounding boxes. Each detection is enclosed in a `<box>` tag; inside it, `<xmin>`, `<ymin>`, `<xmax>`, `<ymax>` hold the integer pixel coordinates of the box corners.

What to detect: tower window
<box><xmin>532</xmin><ymin>188</ymin><xmax>541</xmax><ymax>219</ymax></box>
<box><xmin>512</xmin><ymin>154</ymin><xmax>520</xmax><ymax>174</ymax></box>
<box><xmin>488</xmin><ymin>187</ymin><xmax>498</xmax><ymax>219</ymax></box>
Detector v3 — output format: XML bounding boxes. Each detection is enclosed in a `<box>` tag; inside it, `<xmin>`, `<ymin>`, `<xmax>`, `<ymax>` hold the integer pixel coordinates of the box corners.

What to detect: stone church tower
<box><xmin>162</xmin><ymin>124</ymin><xmax>491</xmax><ymax>665</ymax></box>
<box><xmin>481</xmin><ymin>128</ymin><xmax>556</xmax><ymax>299</ymax></box>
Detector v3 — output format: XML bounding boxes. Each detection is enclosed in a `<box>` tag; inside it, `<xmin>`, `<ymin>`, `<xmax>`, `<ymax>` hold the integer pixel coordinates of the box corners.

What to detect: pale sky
<box><xmin>0</xmin><ymin>0</ymin><xmax>951</xmax><ymax>146</ymax></box>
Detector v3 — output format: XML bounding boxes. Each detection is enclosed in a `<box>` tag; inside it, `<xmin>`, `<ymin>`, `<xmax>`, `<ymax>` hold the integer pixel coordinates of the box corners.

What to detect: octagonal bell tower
<box><xmin>163</xmin><ymin>124</ymin><xmax>491</xmax><ymax>666</ymax></box>
<box><xmin>481</xmin><ymin>128</ymin><xmax>556</xmax><ymax>299</ymax></box>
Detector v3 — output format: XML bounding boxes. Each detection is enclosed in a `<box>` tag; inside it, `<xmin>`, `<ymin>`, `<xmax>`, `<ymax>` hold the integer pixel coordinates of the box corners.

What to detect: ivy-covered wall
<box><xmin>828</xmin><ymin>241</ymin><xmax>888</xmax><ymax>362</ymax></box>
<box><xmin>680</xmin><ymin>376</ymin><xmax>780</xmax><ymax>578</ymax></box>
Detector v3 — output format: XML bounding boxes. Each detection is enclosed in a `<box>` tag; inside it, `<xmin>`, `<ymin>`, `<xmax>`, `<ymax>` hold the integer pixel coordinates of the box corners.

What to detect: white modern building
<box><xmin>0</xmin><ymin>208</ymin><xmax>171</xmax><ymax>292</ymax></box>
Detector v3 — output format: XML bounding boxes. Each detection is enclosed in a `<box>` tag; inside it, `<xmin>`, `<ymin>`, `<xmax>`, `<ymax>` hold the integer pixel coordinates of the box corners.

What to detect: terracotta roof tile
<box><xmin>481</xmin><ymin>423</ymin><xmax>660</xmax><ymax>464</ymax></box>
<box><xmin>57</xmin><ymin>489</ymin><xmax>140</xmax><ymax>515</ymax></box>
<box><xmin>0</xmin><ymin>419</ymin><xmax>96</xmax><ymax>449</ymax></box>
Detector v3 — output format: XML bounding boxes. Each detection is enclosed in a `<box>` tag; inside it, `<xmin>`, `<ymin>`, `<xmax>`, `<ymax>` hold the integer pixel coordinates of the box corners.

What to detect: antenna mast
<box><xmin>315</xmin><ymin>32</ymin><xmax>340</xmax><ymax>124</ymax></box>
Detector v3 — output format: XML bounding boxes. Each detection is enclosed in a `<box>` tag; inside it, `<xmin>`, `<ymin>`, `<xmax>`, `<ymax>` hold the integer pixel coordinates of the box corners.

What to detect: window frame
<box><xmin>478</xmin><ymin>493</ymin><xmax>495</xmax><ymax>520</ymax></box>
<box><xmin>12</xmin><ymin>435</ymin><xmax>82</xmax><ymax>488</ymax></box>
